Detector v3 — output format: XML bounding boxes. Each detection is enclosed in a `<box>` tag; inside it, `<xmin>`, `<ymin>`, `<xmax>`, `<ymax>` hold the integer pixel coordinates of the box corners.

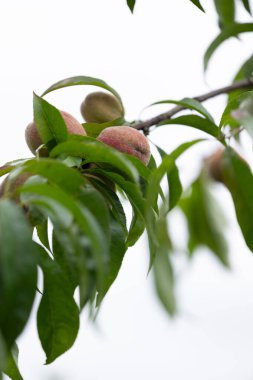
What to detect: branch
<box><xmin>133</xmin><ymin>77</ymin><xmax>253</xmax><ymax>132</ymax></box>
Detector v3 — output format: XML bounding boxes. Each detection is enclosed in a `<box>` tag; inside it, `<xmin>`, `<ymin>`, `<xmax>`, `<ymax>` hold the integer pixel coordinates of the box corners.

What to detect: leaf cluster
<box><xmin>2</xmin><ymin>0</ymin><xmax>253</xmax><ymax>378</ymax></box>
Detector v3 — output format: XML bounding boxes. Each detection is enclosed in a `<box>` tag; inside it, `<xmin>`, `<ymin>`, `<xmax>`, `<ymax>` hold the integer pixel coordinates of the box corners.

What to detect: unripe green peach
<box><xmin>25</xmin><ymin>110</ymin><xmax>86</xmax><ymax>156</ymax></box>
<box><xmin>80</xmin><ymin>92</ymin><xmax>124</xmax><ymax>123</ymax></box>
<box><xmin>97</xmin><ymin>126</ymin><xmax>151</xmax><ymax>165</ymax></box>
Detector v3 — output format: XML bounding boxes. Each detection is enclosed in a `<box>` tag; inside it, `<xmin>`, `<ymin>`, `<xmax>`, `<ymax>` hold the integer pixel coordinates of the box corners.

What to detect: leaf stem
<box><xmin>133</xmin><ymin>78</ymin><xmax>253</xmax><ymax>133</ymax></box>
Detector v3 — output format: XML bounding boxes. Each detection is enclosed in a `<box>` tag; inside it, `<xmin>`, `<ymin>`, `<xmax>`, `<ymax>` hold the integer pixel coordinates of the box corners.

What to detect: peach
<box><xmin>0</xmin><ymin>172</ymin><xmax>32</xmax><ymax>202</ymax></box>
<box><xmin>204</xmin><ymin>148</ymin><xmax>225</xmax><ymax>182</ymax></box>
<box><xmin>80</xmin><ymin>91</ymin><xmax>124</xmax><ymax>123</ymax></box>
<box><xmin>25</xmin><ymin>110</ymin><xmax>86</xmax><ymax>156</ymax></box>
<box><xmin>97</xmin><ymin>126</ymin><xmax>151</xmax><ymax>165</ymax></box>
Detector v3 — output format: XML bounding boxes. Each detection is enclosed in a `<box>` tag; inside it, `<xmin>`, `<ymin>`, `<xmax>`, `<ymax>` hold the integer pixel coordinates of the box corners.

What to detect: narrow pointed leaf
<box><xmin>83</xmin><ymin>117</ymin><xmax>125</xmax><ymax>138</ymax></box>
<box><xmin>189</xmin><ymin>0</ymin><xmax>205</xmax><ymax>11</ymax></box>
<box><xmin>36</xmin><ymin>220</ymin><xmax>50</xmax><ymax>251</ymax></box>
<box><xmin>221</xmin><ymin>148</ymin><xmax>253</xmax><ymax>251</ymax></box>
<box><xmin>20</xmin><ymin>158</ymin><xmax>85</xmax><ymax>194</ymax></box>
<box><xmin>146</xmin><ymin>139</ymin><xmax>205</xmax><ymax>265</ymax></box>
<box><xmin>0</xmin><ymin>334</ymin><xmax>6</xmax><ymax>376</ymax></box>
<box><xmin>20</xmin><ymin>183</ymin><xmax>108</xmax><ymax>293</ymax></box>
<box><xmin>147</xmin><ymin>139</ymin><xmax>204</xmax><ymax>211</ymax></box>
<box><xmin>88</xmin><ymin>177</ymin><xmax>127</xmax><ymax>234</ymax></box>
<box><xmin>0</xmin><ymin>159</ymin><xmax>30</xmax><ymax>178</ymax></box>
<box><xmin>89</xmin><ymin>168</ymin><xmax>146</xmax><ymax>246</ymax></box>
<box><xmin>227</xmin><ymin>55</ymin><xmax>253</xmax><ymax>126</ymax></box>
<box><xmin>204</xmin><ymin>23</ymin><xmax>253</xmax><ymax>70</ymax></box>
<box><xmin>180</xmin><ymin>176</ymin><xmax>229</xmax><ymax>266</ymax></box>
<box><xmin>156</xmin><ymin>146</ymin><xmax>182</xmax><ymax>211</ymax></box>
<box><xmin>151</xmin><ymin>98</ymin><xmax>214</xmax><ymax>122</ymax></box>
<box><xmin>41</xmin><ymin>76</ymin><xmax>123</xmax><ymax>106</ymax></box>
<box><xmin>159</xmin><ymin>114</ymin><xmax>221</xmax><ymax>138</ymax></box>
<box><xmin>153</xmin><ymin>217</ymin><xmax>176</xmax><ymax>316</ymax></box>
<box><xmin>50</xmin><ymin>138</ymin><xmax>138</xmax><ymax>182</ymax></box>
<box><xmin>241</xmin><ymin>0</ymin><xmax>251</xmax><ymax>14</ymax></box>
<box><xmin>97</xmin><ymin>216</ymin><xmax>126</xmax><ymax>305</ymax></box>
<box><xmin>214</xmin><ymin>0</ymin><xmax>235</xmax><ymax>29</ymax></box>
<box><xmin>0</xmin><ymin>200</ymin><xmax>38</xmax><ymax>348</ymax></box>
<box><xmin>127</xmin><ymin>0</ymin><xmax>136</xmax><ymax>12</ymax></box>
<box><xmin>37</xmin><ymin>247</ymin><xmax>79</xmax><ymax>364</ymax></box>
<box><xmin>3</xmin><ymin>344</ymin><xmax>23</xmax><ymax>380</ymax></box>
<box><xmin>220</xmin><ymin>90</ymin><xmax>253</xmax><ymax>129</ymax></box>
<box><xmin>77</xmin><ymin>185</ymin><xmax>111</xmax><ymax>250</ymax></box>
<box><xmin>33</xmin><ymin>93</ymin><xmax>68</xmax><ymax>149</ymax></box>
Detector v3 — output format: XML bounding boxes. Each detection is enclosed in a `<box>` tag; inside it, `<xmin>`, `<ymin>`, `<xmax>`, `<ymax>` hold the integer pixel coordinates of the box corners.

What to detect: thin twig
<box><xmin>225</xmin><ymin>126</ymin><xmax>244</xmax><ymax>140</ymax></box>
<box><xmin>133</xmin><ymin>78</ymin><xmax>253</xmax><ymax>133</ymax></box>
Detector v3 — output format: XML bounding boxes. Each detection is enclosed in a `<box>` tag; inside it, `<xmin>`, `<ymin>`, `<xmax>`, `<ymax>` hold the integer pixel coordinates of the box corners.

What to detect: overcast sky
<box><xmin>1</xmin><ymin>1</ymin><xmax>253</xmax><ymax>379</ymax></box>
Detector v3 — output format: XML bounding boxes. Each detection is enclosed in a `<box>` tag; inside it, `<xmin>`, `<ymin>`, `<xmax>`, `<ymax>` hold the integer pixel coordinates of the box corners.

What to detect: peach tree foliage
<box><xmin>1</xmin><ymin>0</ymin><xmax>253</xmax><ymax>378</ymax></box>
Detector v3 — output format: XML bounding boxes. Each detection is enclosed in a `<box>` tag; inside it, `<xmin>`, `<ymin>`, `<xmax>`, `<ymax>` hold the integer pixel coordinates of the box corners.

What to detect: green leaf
<box><xmin>151</xmin><ymin>98</ymin><xmax>214</xmax><ymax>122</ymax></box>
<box><xmin>37</xmin><ymin>246</ymin><xmax>79</xmax><ymax>364</ymax></box>
<box><xmin>20</xmin><ymin>158</ymin><xmax>85</xmax><ymax>194</ymax></box>
<box><xmin>87</xmin><ymin>176</ymin><xmax>127</xmax><ymax>235</ymax></box>
<box><xmin>204</xmin><ymin>23</ymin><xmax>253</xmax><ymax>70</ymax></box>
<box><xmin>147</xmin><ymin>139</ymin><xmax>204</xmax><ymax>212</ymax></box>
<box><xmin>145</xmin><ymin>155</ymin><xmax>175</xmax><ymax>257</ymax></box>
<box><xmin>227</xmin><ymin>55</ymin><xmax>253</xmax><ymax>128</ymax></box>
<box><xmin>0</xmin><ymin>334</ymin><xmax>6</xmax><ymax>377</ymax></box>
<box><xmin>145</xmin><ymin>139</ymin><xmax>204</xmax><ymax>266</ymax></box>
<box><xmin>158</xmin><ymin>114</ymin><xmax>221</xmax><ymax>139</ymax></box>
<box><xmin>97</xmin><ymin>216</ymin><xmax>126</xmax><ymax>305</ymax></box>
<box><xmin>23</xmin><ymin>181</ymin><xmax>99</xmax><ymax>297</ymax></box>
<box><xmin>124</xmin><ymin>155</ymin><xmax>151</xmax><ymax>182</ymax></box>
<box><xmin>50</xmin><ymin>138</ymin><xmax>138</xmax><ymax>182</ymax></box>
<box><xmin>124</xmin><ymin>154</ymin><xmax>166</xmax><ymax>202</ymax></box>
<box><xmin>0</xmin><ymin>160</ymin><xmax>30</xmax><ymax>178</ymax></box>
<box><xmin>214</xmin><ymin>0</ymin><xmax>235</xmax><ymax>29</ymax></box>
<box><xmin>127</xmin><ymin>0</ymin><xmax>136</xmax><ymax>12</ymax></box>
<box><xmin>221</xmin><ymin>148</ymin><xmax>253</xmax><ymax>252</ymax></box>
<box><xmin>241</xmin><ymin>0</ymin><xmax>251</xmax><ymax>14</ymax></box>
<box><xmin>153</xmin><ymin>217</ymin><xmax>176</xmax><ymax>316</ymax></box>
<box><xmin>41</xmin><ymin>76</ymin><xmax>123</xmax><ymax>107</ymax></box>
<box><xmin>233</xmin><ymin>55</ymin><xmax>253</xmax><ymax>83</ymax></box>
<box><xmin>77</xmin><ymin>185</ymin><xmax>111</xmax><ymax>251</ymax></box>
<box><xmin>3</xmin><ymin>344</ymin><xmax>23</xmax><ymax>380</ymax></box>
<box><xmin>156</xmin><ymin>146</ymin><xmax>182</xmax><ymax>211</ymax></box>
<box><xmin>180</xmin><ymin>176</ymin><xmax>229</xmax><ymax>266</ymax></box>
<box><xmin>0</xmin><ymin>200</ymin><xmax>38</xmax><ymax>348</ymax></box>
<box><xmin>20</xmin><ymin>182</ymin><xmax>108</xmax><ymax>293</ymax></box>
<box><xmin>220</xmin><ymin>90</ymin><xmax>253</xmax><ymax>129</ymax></box>
<box><xmin>235</xmin><ymin>109</ymin><xmax>253</xmax><ymax>140</ymax></box>
<box><xmin>0</xmin><ymin>166</ymin><xmax>12</xmax><ymax>177</ymax></box>
<box><xmin>127</xmin><ymin>211</ymin><xmax>146</xmax><ymax>247</ymax></box>
<box><xmin>83</xmin><ymin>117</ymin><xmax>125</xmax><ymax>138</ymax></box>
<box><xmin>36</xmin><ymin>220</ymin><xmax>50</xmax><ymax>251</ymax></box>
<box><xmin>51</xmin><ymin>230</ymin><xmax>79</xmax><ymax>292</ymax></box>
<box><xmin>189</xmin><ymin>0</ymin><xmax>205</xmax><ymax>11</ymax></box>
<box><xmin>33</xmin><ymin>93</ymin><xmax>68</xmax><ymax>149</ymax></box>
<box><xmin>89</xmin><ymin>168</ymin><xmax>146</xmax><ymax>246</ymax></box>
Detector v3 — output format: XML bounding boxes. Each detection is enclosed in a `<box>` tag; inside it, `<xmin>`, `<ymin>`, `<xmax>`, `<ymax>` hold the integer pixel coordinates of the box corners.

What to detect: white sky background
<box><xmin>1</xmin><ymin>0</ymin><xmax>253</xmax><ymax>379</ymax></box>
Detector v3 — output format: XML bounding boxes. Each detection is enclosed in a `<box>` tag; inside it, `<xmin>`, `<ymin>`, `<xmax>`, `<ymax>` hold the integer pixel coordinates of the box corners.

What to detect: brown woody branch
<box><xmin>133</xmin><ymin>77</ymin><xmax>253</xmax><ymax>133</ymax></box>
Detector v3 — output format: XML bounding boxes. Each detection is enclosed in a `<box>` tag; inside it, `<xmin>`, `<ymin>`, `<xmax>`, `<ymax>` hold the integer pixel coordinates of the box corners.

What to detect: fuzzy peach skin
<box><xmin>25</xmin><ymin>110</ymin><xmax>86</xmax><ymax>156</ymax></box>
<box><xmin>97</xmin><ymin>126</ymin><xmax>151</xmax><ymax>165</ymax></box>
<box><xmin>204</xmin><ymin>148</ymin><xmax>225</xmax><ymax>182</ymax></box>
